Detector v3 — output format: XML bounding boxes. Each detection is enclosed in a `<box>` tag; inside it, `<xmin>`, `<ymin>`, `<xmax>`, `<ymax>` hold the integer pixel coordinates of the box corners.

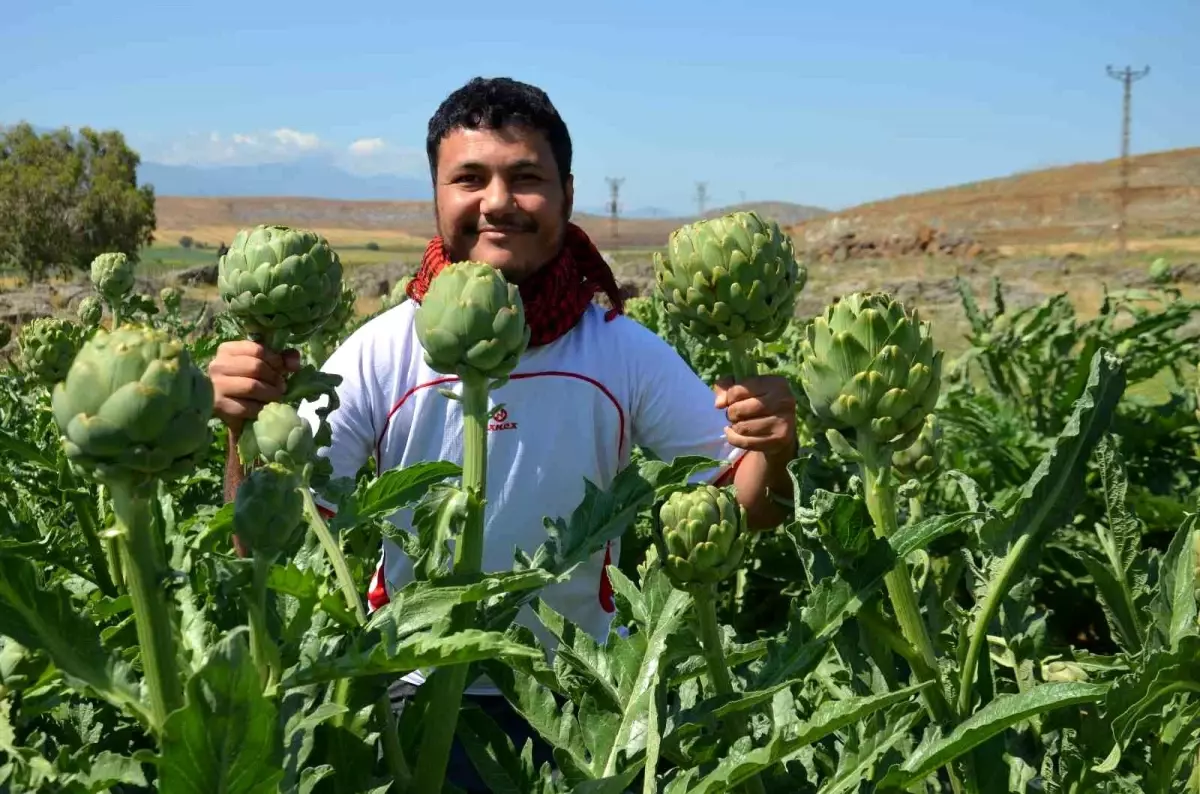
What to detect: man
<box><xmin>208</xmin><ymin>76</ymin><xmax>797</xmax><ymax>790</ymax></box>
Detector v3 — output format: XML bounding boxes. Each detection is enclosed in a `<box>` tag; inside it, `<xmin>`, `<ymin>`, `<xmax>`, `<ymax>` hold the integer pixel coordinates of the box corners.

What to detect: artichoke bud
<box><xmin>218</xmin><ymin>224</ymin><xmax>345</xmax><ymax>350</ymax></box>
<box><xmin>413</xmin><ymin>261</ymin><xmax>530</xmax><ymax>382</ymax></box>
<box><xmin>90</xmin><ymin>252</ymin><xmax>135</xmax><ymax>305</ymax></box>
<box><xmin>237</xmin><ymin>402</ymin><xmax>315</xmax><ymax>471</ymax></box>
<box><xmin>19</xmin><ymin>317</ymin><xmax>82</xmax><ymax>386</ymax></box>
<box><xmin>51</xmin><ymin>324</ymin><xmax>214</xmax><ymax>488</ymax></box>
<box><xmin>234</xmin><ymin>463</ymin><xmax>305</xmax><ymax>560</ymax></box>
<box><xmin>799</xmin><ymin>292</ymin><xmax>943</xmax><ymax>460</ymax></box>
<box><xmin>653</xmin><ymin>211</ymin><xmax>805</xmax><ymax>348</ymax></box>
<box><xmin>892</xmin><ymin>414</ymin><xmax>942</xmax><ymax>481</ymax></box>
<box><xmin>160</xmin><ymin>287</ymin><xmax>181</xmax><ymax>313</ymax></box>
<box><xmin>77</xmin><ymin>296</ymin><xmax>103</xmax><ymax>327</ymax></box>
<box><xmin>656</xmin><ymin>484</ymin><xmax>745</xmax><ymax>589</ymax></box>
<box><xmin>1041</xmin><ymin>660</ymin><xmax>1089</xmax><ymax>683</ymax></box>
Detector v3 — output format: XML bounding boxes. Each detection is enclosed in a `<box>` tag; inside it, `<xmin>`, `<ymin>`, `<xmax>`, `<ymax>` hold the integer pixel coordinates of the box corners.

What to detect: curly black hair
<box><xmin>426</xmin><ymin>77</ymin><xmax>572</xmax><ymax>187</ymax></box>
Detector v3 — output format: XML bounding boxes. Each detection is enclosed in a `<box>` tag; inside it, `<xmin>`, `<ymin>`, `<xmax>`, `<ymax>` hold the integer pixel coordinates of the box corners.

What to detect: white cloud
<box><xmin>143</xmin><ymin>128</ymin><xmax>425</xmax><ymax>177</ymax></box>
<box><xmin>271</xmin><ymin>128</ymin><xmax>320</xmax><ymax>150</ymax></box>
<box><xmin>348</xmin><ymin>137</ymin><xmax>386</xmax><ymax>156</ymax></box>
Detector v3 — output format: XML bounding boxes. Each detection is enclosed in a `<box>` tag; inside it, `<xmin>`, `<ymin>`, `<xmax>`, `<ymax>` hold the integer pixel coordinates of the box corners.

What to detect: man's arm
<box><xmin>733</xmin><ymin>447</ymin><xmax>796</xmax><ymax>530</ymax></box>
<box><xmin>715</xmin><ymin>376</ymin><xmax>799</xmax><ymax>530</ymax></box>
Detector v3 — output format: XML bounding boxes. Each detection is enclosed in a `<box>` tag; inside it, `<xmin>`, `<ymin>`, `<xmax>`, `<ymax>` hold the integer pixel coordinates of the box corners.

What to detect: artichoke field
<box><xmin>0</xmin><ymin>218</ymin><xmax>1198</xmax><ymax>794</ymax></box>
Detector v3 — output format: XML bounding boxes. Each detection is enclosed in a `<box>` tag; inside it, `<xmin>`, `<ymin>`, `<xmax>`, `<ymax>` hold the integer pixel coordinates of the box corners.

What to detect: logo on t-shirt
<box><xmin>489</xmin><ymin>406</ymin><xmax>518</xmax><ymax>432</ymax></box>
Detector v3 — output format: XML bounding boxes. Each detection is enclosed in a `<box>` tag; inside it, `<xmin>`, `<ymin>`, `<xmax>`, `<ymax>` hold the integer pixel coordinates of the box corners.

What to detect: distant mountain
<box><xmin>701</xmin><ymin>201</ymin><xmax>828</xmax><ymax>226</ymax></box>
<box><xmin>137</xmin><ymin>160</ymin><xmax>432</xmax><ymax>201</ymax></box>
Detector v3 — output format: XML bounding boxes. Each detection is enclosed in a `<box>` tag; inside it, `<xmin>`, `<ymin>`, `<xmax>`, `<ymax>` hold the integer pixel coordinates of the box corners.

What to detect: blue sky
<box><xmin>3</xmin><ymin>0</ymin><xmax>1196</xmax><ymax>215</ymax></box>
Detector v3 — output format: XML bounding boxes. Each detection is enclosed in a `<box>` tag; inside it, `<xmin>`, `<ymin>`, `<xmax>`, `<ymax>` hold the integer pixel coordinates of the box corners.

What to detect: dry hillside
<box><xmin>154</xmin><ymin>197</ymin><xmax>820</xmax><ymax>250</ymax></box>
<box><xmin>791</xmin><ymin>146</ymin><xmax>1200</xmax><ymax>252</ymax></box>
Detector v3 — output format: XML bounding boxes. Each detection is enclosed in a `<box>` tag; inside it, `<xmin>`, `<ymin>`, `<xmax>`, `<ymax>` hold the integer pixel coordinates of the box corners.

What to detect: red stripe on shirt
<box><xmin>368</xmin><ymin>370</ymin><xmax>629</xmax><ymax>611</ymax></box>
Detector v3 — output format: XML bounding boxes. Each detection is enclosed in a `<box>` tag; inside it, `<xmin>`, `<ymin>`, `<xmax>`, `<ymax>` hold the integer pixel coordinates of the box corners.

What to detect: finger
<box><xmin>219</xmin><ymin>340</ymin><xmax>286</xmax><ymax>370</ymax></box>
<box><xmin>213</xmin><ymin>375</ymin><xmax>285</xmax><ymax>405</ymax></box>
<box><xmin>211</xmin><ymin>356</ymin><xmax>287</xmax><ymax>389</ymax></box>
<box><xmin>723</xmin><ymin>422</ymin><xmax>792</xmax><ymax>453</ymax></box>
<box><xmin>713</xmin><ymin>378</ymin><xmax>732</xmax><ymax>408</ymax></box>
<box><xmin>724</xmin><ymin>396</ymin><xmax>770</xmax><ymax>423</ymax></box>
<box><xmin>282</xmin><ymin>348</ymin><xmax>302</xmax><ymax>372</ymax></box>
<box><xmin>725</xmin><ymin>416</ymin><xmax>782</xmax><ymax>440</ymax></box>
<box><xmin>214</xmin><ymin>396</ymin><xmax>269</xmax><ymax>424</ymax></box>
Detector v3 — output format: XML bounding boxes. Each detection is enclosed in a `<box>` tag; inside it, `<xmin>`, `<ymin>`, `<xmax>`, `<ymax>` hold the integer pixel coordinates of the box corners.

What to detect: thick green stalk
<box><xmin>859</xmin><ymin>454</ymin><xmax>952</xmax><ymax>725</ymax></box>
<box><xmin>377</xmin><ymin>692</ymin><xmax>412</xmax><ymax>790</ymax></box>
<box><xmin>726</xmin><ymin>337</ymin><xmax>760</xmax><ymax>382</ymax></box>
<box><xmin>246</xmin><ymin>554</ymin><xmax>281</xmax><ymax>691</ymax></box>
<box><xmin>413</xmin><ymin>373</ymin><xmax>490</xmax><ymax>793</ymax></box>
<box><xmin>67</xmin><ymin>488</ymin><xmax>118</xmax><ymax>597</ymax></box>
<box><xmin>301</xmin><ymin>489</ymin><xmax>367</xmax><ymax>626</ymax></box>
<box><xmin>109</xmin><ymin>482</ymin><xmax>182</xmax><ymax>733</ymax></box>
<box><xmin>692</xmin><ymin>587</ymin><xmax>767</xmax><ymax>794</ymax></box>
<box><xmin>956</xmin><ymin>533</ymin><xmax>1033</xmax><ymax>718</ymax></box>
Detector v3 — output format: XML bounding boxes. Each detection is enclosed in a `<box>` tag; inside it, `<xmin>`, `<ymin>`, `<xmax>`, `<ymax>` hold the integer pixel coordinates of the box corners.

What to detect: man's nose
<box><xmin>480</xmin><ymin>176</ymin><xmax>517</xmax><ymax>214</ymax></box>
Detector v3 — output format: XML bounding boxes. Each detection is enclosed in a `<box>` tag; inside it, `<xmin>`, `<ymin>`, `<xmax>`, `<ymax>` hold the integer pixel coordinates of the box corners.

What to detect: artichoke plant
<box><xmin>51</xmin><ymin>324</ymin><xmax>213</xmax><ymax>489</ymax></box>
<box><xmin>90</xmin><ymin>252</ymin><xmax>135</xmax><ymax>308</ymax></box>
<box><xmin>653</xmin><ymin>211</ymin><xmax>805</xmax><ymax>379</ymax></box>
<box><xmin>237</xmin><ymin>401</ymin><xmax>315</xmax><ymax>472</ymax></box>
<box><xmin>657</xmin><ymin>484</ymin><xmax>746</xmax><ymax>589</ymax></box>
<box><xmin>799</xmin><ymin>292</ymin><xmax>943</xmax><ymax>465</ymax></box>
<box><xmin>77</xmin><ymin>296</ymin><xmax>103</xmax><ymax>328</ymax></box>
<box><xmin>160</xmin><ymin>286</ymin><xmax>181</xmax><ymax>314</ymax></box>
<box><xmin>410</xmin><ymin>260</ymin><xmax>531</xmax><ymax>791</ymax></box>
<box><xmin>234</xmin><ymin>462</ymin><xmax>305</xmax><ymax>559</ymax></box>
<box><xmin>0</xmin><ymin>323</ymin><xmax>10</xmax><ymax>350</ymax></box>
<box><xmin>50</xmin><ymin>323</ymin><xmax>215</xmax><ymax>730</ymax></box>
<box><xmin>413</xmin><ymin>260</ymin><xmax>530</xmax><ymax>384</ymax></box>
<box><xmin>798</xmin><ymin>292</ymin><xmax>952</xmax><ymax>725</ymax></box>
<box><xmin>381</xmin><ymin>276</ymin><xmax>412</xmax><ymax>310</ymax></box>
<box><xmin>19</xmin><ymin>317</ymin><xmax>82</xmax><ymax>386</ymax></box>
<box><xmin>218</xmin><ymin>224</ymin><xmax>345</xmax><ymax>350</ymax></box>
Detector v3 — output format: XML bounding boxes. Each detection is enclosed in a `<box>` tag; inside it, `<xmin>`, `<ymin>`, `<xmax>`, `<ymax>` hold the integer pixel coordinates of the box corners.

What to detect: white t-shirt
<box><xmin>298</xmin><ymin>299</ymin><xmax>745</xmax><ymax>693</ymax></box>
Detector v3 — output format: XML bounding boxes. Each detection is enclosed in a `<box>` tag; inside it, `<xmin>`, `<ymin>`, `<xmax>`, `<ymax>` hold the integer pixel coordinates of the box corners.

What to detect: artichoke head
<box><xmin>234</xmin><ymin>463</ymin><xmax>305</xmax><ymax>560</ymax></box>
<box><xmin>218</xmin><ymin>225</ymin><xmax>344</xmax><ymax>349</ymax></box>
<box><xmin>383</xmin><ymin>276</ymin><xmax>413</xmax><ymax>309</ymax></box>
<box><xmin>891</xmin><ymin>413</ymin><xmax>941</xmax><ymax>481</ymax></box>
<box><xmin>19</xmin><ymin>317</ymin><xmax>82</xmax><ymax>386</ymax></box>
<box><xmin>51</xmin><ymin>324</ymin><xmax>214</xmax><ymax>489</ymax></box>
<box><xmin>653</xmin><ymin>211</ymin><xmax>805</xmax><ymax>347</ymax></box>
<box><xmin>77</xmin><ymin>296</ymin><xmax>103</xmax><ymax>327</ymax></box>
<box><xmin>1041</xmin><ymin>660</ymin><xmax>1089</xmax><ymax>683</ymax></box>
<box><xmin>90</xmin><ymin>252</ymin><xmax>135</xmax><ymax>305</ymax></box>
<box><xmin>237</xmin><ymin>402</ymin><xmax>315</xmax><ymax>471</ymax></box>
<box><xmin>413</xmin><ymin>261</ymin><xmax>530</xmax><ymax>382</ymax></box>
<box><xmin>160</xmin><ymin>287</ymin><xmax>182</xmax><ymax>313</ymax></box>
<box><xmin>799</xmin><ymin>293</ymin><xmax>942</xmax><ymax>460</ymax></box>
<box><xmin>657</xmin><ymin>484</ymin><xmax>745</xmax><ymax>588</ymax></box>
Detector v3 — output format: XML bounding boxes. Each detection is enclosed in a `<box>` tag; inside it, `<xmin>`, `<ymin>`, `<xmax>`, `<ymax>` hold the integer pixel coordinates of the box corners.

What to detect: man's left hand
<box><xmin>713</xmin><ymin>375</ymin><xmax>798</xmax><ymax>461</ymax></box>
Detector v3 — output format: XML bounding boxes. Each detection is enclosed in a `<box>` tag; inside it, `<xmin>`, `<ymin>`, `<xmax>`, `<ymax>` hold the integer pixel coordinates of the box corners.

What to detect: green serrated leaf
<box><xmin>155</xmin><ymin>628</ymin><xmax>284</xmax><ymax>794</ymax></box>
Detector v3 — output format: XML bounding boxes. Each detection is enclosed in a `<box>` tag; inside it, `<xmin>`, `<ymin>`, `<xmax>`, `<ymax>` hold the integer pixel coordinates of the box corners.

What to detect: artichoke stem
<box><xmin>109</xmin><ymin>482</ymin><xmax>183</xmax><ymax>733</ymax></box>
<box><xmin>693</xmin><ymin>586</ymin><xmax>767</xmax><ymax>794</ymax></box>
<box><xmin>859</xmin><ymin>456</ymin><xmax>953</xmax><ymax>727</ymax></box>
<box><xmin>68</xmin><ymin>488</ymin><xmax>118</xmax><ymax>598</ymax></box>
<box><xmin>414</xmin><ymin>372</ymin><xmax>491</xmax><ymax>793</ymax></box>
<box><xmin>726</xmin><ymin>337</ymin><xmax>760</xmax><ymax>382</ymax></box>
<box><xmin>301</xmin><ymin>489</ymin><xmax>368</xmax><ymax>626</ymax></box>
<box><xmin>376</xmin><ymin>692</ymin><xmax>413</xmax><ymax>789</ymax></box>
<box><xmin>246</xmin><ymin>554</ymin><xmax>281</xmax><ymax>691</ymax></box>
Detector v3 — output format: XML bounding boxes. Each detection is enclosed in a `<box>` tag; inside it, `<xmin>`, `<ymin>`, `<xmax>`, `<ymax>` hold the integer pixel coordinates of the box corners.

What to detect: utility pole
<box><xmin>605</xmin><ymin>177</ymin><xmax>624</xmax><ymax>239</ymax></box>
<box><xmin>695</xmin><ymin>182</ymin><xmax>708</xmax><ymax>217</ymax></box>
<box><xmin>1106</xmin><ymin>64</ymin><xmax>1150</xmax><ymax>260</ymax></box>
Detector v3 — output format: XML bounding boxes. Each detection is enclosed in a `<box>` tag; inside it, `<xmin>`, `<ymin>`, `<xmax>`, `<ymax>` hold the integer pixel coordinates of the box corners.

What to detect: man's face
<box><xmin>433</xmin><ymin>124</ymin><xmax>573</xmax><ymax>282</ymax></box>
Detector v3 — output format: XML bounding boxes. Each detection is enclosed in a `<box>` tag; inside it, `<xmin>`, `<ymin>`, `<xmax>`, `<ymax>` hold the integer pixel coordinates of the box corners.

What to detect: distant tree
<box><xmin>179</xmin><ymin>235</ymin><xmax>194</xmax><ymax>249</ymax></box>
<box><xmin>0</xmin><ymin>122</ymin><xmax>156</xmax><ymax>282</ymax></box>
<box><xmin>217</xmin><ymin>242</ymin><xmax>229</xmax><ymax>258</ymax></box>
<box><xmin>365</xmin><ymin>241</ymin><xmax>380</xmax><ymax>251</ymax></box>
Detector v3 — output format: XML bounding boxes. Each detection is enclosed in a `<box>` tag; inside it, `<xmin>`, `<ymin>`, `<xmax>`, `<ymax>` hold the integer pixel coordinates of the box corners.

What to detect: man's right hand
<box><xmin>208</xmin><ymin>341</ymin><xmax>301</xmax><ymax>431</ymax></box>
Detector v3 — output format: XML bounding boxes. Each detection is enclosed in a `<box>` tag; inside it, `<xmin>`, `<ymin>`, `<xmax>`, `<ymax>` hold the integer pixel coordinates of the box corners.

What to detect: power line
<box><xmin>695</xmin><ymin>182</ymin><xmax>708</xmax><ymax>216</ymax></box>
<box><xmin>1106</xmin><ymin>64</ymin><xmax>1150</xmax><ymax>260</ymax></box>
<box><xmin>605</xmin><ymin>177</ymin><xmax>624</xmax><ymax>239</ymax></box>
